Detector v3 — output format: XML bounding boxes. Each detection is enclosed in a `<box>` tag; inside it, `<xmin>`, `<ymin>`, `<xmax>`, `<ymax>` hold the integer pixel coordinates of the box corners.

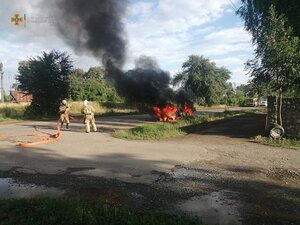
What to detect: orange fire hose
<box><xmin>0</xmin><ymin>115</ymin><xmax>81</xmax><ymax>147</ymax></box>
<box><xmin>18</xmin><ymin>130</ymin><xmax>61</xmax><ymax>147</ymax></box>
<box><xmin>0</xmin><ymin>126</ymin><xmax>61</xmax><ymax>147</ymax></box>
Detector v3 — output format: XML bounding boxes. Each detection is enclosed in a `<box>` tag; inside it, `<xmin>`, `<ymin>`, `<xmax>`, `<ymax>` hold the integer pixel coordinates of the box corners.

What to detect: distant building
<box><xmin>10</xmin><ymin>90</ymin><xmax>32</xmax><ymax>103</ymax></box>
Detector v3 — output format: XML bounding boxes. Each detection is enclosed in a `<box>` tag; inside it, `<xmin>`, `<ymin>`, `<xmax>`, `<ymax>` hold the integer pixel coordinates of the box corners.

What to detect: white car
<box><xmin>260</xmin><ymin>101</ymin><xmax>268</xmax><ymax>107</ymax></box>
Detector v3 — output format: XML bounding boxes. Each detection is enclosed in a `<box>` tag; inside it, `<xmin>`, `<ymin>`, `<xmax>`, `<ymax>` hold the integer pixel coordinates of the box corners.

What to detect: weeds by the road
<box><xmin>255</xmin><ymin>135</ymin><xmax>300</xmax><ymax>150</ymax></box>
<box><xmin>0</xmin><ymin>198</ymin><xmax>203</xmax><ymax>225</ymax></box>
<box><xmin>113</xmin><ymin>110</ymin><xmax>249</xmax><ymax>140</ymax></box>
<box><xmin>0</xmin><ymin>103</ymin><xmax>26</xmax><ymax>122</ymax></box>
<box><xmin>0</xmin><ymin>102</ymin><xmax>139</xmax><ymax>122</ymax></box>
<box><xmin>69</xmin><ymin>101</ymin><xmax>138</xmax><ymax>116</ymax></box>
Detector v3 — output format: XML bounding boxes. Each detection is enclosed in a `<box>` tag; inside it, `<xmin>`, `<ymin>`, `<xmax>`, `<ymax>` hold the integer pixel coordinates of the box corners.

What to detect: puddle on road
<box><xmin>177</xmin><ymin>190</ymin><xmax>242</xmax><ymax>225</ymax></box>
<box><xmin>170</xmin><ymin>167</ymin><xmax>242</xmax><ymax>225</ymax></box>
<box><xmin>0</xmin><ymin>178</ymin><xmax>64</xmax><ymax>199</ymax></box>
<box><xmin>170</xmin><ymin>167</ymin><xmax>209</xmax><ymax>179</ymax></box>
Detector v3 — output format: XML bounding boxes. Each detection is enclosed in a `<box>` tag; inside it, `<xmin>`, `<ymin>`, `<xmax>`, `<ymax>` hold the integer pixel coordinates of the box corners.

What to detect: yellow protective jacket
<box><xmin>81</xmin><ymin>105</ymin><xmax>95</xmax><ymax>120</ymax></box>
<box><xmin>58</xmin><ymin>104</ymin><xmax>70</xmax><ymax>123</ymax></box>
<box><xmin>59</xmin><ymin>104</ymin><xmax>70</xmax><ymax>115</ymax></box>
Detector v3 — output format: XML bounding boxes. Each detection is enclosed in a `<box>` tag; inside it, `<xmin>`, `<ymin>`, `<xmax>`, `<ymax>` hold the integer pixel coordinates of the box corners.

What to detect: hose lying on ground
<box><xmin>18</xmin><ymin>130</ymin><xmax>61</xmax><ymax>147</ymax></box>
<box><xmin>0</xmin><ymin>126</ymin><xmax>61</xmax><ymax>147</ymax></box>
<box><xmin>0</xmin><ymin>116</ymin><xmax>82</xmax><ymax>147</ymax></box>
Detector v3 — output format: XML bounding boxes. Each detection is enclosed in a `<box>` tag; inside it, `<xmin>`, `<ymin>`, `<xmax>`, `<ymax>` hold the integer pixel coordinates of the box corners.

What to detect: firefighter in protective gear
<box><xmin>58</xmin><ymin>100</ymin><xmax>70</xmax><ymax>129</ymax></box>
<box><xmin>81</xmin><ymin>100</ymin><xmax>97</xmax><ymax>133</ymax></box>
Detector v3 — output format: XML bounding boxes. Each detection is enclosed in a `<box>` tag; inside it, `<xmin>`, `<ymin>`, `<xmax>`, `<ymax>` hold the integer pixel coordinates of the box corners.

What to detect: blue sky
<box><xmin>0</xmin><ymin>0</ymin><xmax>253</xmax><ymax>92</ymax></box>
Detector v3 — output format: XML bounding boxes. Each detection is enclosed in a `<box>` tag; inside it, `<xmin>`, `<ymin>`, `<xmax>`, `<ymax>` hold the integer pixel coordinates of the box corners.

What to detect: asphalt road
<box><xmin>0</xmin><ymin>108</ymin><xmax>296</xmax><ymax>186</ymax></box>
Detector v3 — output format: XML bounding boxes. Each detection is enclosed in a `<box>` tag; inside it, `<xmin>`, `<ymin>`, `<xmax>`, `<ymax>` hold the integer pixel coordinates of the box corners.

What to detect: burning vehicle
<box><xmin>152</xmin><ymin>102</ymin><xmax>194</xmax><ymax>122</ymax></box>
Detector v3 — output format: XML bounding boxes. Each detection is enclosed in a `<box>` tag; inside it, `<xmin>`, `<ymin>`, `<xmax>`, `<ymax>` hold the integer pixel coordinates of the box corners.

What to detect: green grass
<box><xmin>0</xmin><ymin>103</ymin><xmax>26</xmax><ymax>122</ymax></box>
<box><xmin>113</xmin><ymin>122</ymin><xmax>185</xmax><ymax>140</ymax></box>
<box><xmin>113</xmin><ymin>110</ymin><xmax>248</xmax><ymax>140</ymax></box>
<box><xmin>0</xmin><ymin>198</ymin><xmax>203</xmax><ymax>225</ymax></box>
<box><xmin>255</xmin><ymin>135</ymin><xmax>300</xmax><ymax>150</ymax></box>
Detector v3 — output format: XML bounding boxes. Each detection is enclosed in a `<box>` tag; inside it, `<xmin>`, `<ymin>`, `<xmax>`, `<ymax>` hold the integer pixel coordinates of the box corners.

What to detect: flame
<box><xmin>152</xmin><ymin>105</ymin><xmax>178</xmax><ymax>122</ymax></box>
<box><xmin>183</xmin><ymin>102</ymin><xmax>193</xmax><ymax>116</ymax></box>
<box><xmin>152</xmin><ymin>102</ymin><xmax>193</xmax><ymax>122</ymax></box>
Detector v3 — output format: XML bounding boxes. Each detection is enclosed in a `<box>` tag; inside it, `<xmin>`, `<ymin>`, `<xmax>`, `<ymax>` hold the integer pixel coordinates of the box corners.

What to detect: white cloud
<box><xmin>214</xmin><ymin>57</ymin><xmax>245</xmax><ymax>66</ymax></box>
<box><xmin>125</xmin><ymin>0</ymin><xmax>253</xmax><ymax>84</ymax></box>
<box><xmin>230</xmin><ymin>67</ymin><xmax>250</xmax><ymax>85</ymax></box>
<box><xmin>201</xmin><ymin>42</ymin><xmax>251</xmax><ymax>56</ymax></box>
<box><xmin>126</xmin><ymin>24</ymin><xmax>253</xmax><ymax>71</ymax></box>
<box><xmin>127</xmin><ymin>1</ymin><xmax>155</xmax><ymax>17</ymax></box>
<box><xmin>127</xmin><ymin>0</ymin><xmax>232</xmax><ymax>39</ymax></box>
<box><xmin>204</xmin><ymin>27</ymin><xmax>251</xmax><ymax>43</ymax></box>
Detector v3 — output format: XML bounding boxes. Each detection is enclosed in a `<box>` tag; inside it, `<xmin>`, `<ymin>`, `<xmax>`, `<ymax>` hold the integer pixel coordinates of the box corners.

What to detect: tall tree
<box><xmin>246</xmin><ymin>6</ymin><xmax>300</xmax><ymax>125</ymax></box>
<box><xmin>68</xmin><ymin>67</ymin><xmax>121</xmax><ymax>102</ymax></box>
<box><xmin>173</xmin><ymin>55</ymin><xmax>231</xmax><ymax>106</ymax></box>
<box><xmin>67</xmin><ymin>68</ymin><xmax>85</xmax><ymax>100</ymax></box>
<box><xmin>237</xmin><ymin>0</ymin><xmax>300</xmax><ymax>42</ymax></box>
<box><xmin>238</xmin><ymin>79</ymin><xmax>274</xmax><ymax>98</ymax></box>
<box><xmin>17</xmin><ymin>50</ymin><xmax>72</xmax><ymax>116</ymax></box>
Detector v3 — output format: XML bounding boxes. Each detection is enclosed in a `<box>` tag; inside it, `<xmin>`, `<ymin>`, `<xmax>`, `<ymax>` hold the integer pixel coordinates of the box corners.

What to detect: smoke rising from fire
<box><xmin>108</xmin><ymin>55</ymin><xmax>175</xmax><ymax>106</ymax></box>
<box><xmin>47</xmin><ymin>0</ymin><xmax>191</xmax><ymax>106</ymax></box>
<box><xmin>47</xmin><ymin>0</ymin><xmax>127</xmax><ymax>67</ymax></box>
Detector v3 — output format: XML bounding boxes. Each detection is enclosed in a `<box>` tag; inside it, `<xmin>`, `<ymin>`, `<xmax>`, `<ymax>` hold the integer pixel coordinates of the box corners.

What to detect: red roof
<box><xmin>10</xmin><ymin>91</ymin><xmax>33</xmax><ymax>103</ymax></box>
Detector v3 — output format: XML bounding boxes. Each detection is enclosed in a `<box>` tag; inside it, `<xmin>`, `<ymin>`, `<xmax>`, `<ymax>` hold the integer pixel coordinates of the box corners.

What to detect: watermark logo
<box><xmin>10</xmin><ymin>13</ymin><xmax>56</xmax><ymax>27</ymax></box>
<box><xmin>11</xmin><ymin>13</ymin><xmax>26</xmax><ymax>27</ymax></box>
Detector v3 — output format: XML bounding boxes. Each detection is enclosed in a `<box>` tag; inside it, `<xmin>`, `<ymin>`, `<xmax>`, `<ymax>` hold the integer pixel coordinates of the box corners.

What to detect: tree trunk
<box><xmin>277</xmin><ymin>91</ymin><xmax>283</xmax><ymax>126</ymax></box>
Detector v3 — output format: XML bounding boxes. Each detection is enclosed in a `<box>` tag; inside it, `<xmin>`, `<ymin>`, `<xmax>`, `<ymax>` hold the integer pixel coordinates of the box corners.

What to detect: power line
<box><xmin>228</xmin><ymin>0</ymin><xmax>238</xmax><ymax>12</ymax></box>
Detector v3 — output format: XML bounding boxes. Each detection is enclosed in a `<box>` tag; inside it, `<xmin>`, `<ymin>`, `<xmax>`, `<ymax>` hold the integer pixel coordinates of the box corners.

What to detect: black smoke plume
<box><xmin>107</xmin><ymin>55</ymin><xmax>175</xmax><ymax>106</ymax></box>
<box><xmin>47</xmin><ymin>0</ymin><xmax>127</xmax><ymax>67</ymax></box>
<box><xmin>47</xmin><ymin>0</ymin><xmax>192</xmax><ymax>106</ymax></box>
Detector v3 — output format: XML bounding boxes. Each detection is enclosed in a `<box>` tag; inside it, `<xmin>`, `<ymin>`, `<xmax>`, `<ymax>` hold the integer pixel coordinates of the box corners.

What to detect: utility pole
<box><xmin>0</xmin><ymin>63</ymin><xmax>3</xmax><ymax>103</ymax></box>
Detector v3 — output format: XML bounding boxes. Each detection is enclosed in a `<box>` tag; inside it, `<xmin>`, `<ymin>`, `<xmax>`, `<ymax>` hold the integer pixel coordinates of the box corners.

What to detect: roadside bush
<box><xmin>221</xmin><ymin>93</ymin><xmax>247</xmax><ymax>106</ymax></box>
